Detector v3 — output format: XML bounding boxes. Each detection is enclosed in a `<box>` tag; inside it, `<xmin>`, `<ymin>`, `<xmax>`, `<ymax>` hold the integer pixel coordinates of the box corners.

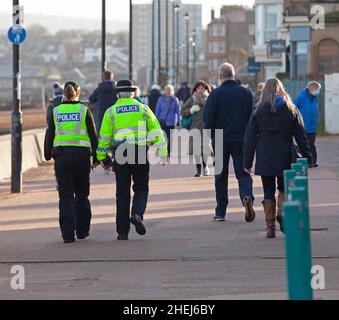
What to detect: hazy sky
<box><xmin>1</xmin><ymin>0</ymin><xmax>255</xmax><ymax>26</ymax></box>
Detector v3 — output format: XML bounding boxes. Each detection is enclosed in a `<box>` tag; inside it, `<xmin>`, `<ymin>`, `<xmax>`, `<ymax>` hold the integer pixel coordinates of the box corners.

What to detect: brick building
<box><xmin>206</xmin><ymin>6</ymin><xmax>255</xmax><ymax>84</ymax></box>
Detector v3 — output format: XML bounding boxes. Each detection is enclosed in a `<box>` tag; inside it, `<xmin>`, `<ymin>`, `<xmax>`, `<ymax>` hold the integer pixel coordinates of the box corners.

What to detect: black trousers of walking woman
<box><xmin>261</xmin><ymin>176</ymin><xmax>285</xmax><ymax>200</ymax></box>
<box><xmin>163</xmin><ymin>125</ymin><xmax>175</xmax><ymax>156</ymax></box>
<box><xmin>54</xmin><ymin>147</ymin><xmax>92</xmax><ymax>241</ymax></box>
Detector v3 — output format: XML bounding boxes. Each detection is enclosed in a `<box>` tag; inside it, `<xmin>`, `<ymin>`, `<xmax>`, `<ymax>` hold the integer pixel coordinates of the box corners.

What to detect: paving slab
<box><xmin>0</xmin><ymin>136</ymin><xmax>339</xmax><ymax>300</ymax></box>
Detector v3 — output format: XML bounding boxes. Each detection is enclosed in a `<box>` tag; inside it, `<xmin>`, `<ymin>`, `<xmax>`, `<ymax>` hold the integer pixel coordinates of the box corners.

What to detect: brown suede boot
<box><xmin>262</xmin><ymin>199</ymin><xmax>276</xmax><ymax>238</ymax></box>
<box><xmin>276</xmin><ymin>192</ymin><xmax>285</xmax><ymax>234</ymax></box>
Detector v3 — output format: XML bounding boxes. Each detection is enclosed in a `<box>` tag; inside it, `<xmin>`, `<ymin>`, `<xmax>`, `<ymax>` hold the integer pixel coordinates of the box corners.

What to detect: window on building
<box><xmin>318</xmin><ymin>38</ymin><xmax>339</xmax><ymax>75</ymax></box>
<box><xmin>264</xmin><ymin>5</ymin><xmax>278</xmax><ymax>42</ymax></box>
<box><xmin>213</xmin><ymin>59</ymin><xmax>219</xmax><ymax>70</ymax></box>
<box><xmin>213</xmin><ymin>42</ymin><xmax>219</xmax><ymax>53</ymax></box>
<box><xmin>213</xmin><ymin>25</ymin><xmax>219</xmax><ymax>37</ymax></box>
<box><xmin>219</xmin><ymin>25</ymin><xmax>225</xmax><ymax>37</ymax></box>
<box><xmin>295</xmin><ymin>42</ymin><xmax>310</xmax><ymax>77</ymax></box>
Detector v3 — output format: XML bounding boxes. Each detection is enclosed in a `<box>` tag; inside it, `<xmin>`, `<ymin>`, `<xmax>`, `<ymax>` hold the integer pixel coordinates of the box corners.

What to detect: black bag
<box><xmin>277</xmin><ymin>113</ymin><xmax>303</xmax><ymax>163</ymax></box>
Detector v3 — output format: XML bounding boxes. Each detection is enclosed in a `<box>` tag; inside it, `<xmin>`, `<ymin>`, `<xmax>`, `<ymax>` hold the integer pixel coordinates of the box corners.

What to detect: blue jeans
<box><xmin>214</xmin><ymin>142</ymin><xmax>254</xmax><ymax>217</ymax></box>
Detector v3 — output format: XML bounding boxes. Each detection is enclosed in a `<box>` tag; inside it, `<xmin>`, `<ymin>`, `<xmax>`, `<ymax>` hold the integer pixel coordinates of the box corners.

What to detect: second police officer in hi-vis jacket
<box><xmin>97</xmin><ymin>80</ymin><xmax>168</xmax><ymax>240</ymax></box>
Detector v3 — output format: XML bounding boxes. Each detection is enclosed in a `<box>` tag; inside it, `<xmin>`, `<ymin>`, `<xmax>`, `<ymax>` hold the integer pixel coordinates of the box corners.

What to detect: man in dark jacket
<box><xmin>46</xmin><ymin>82</ymin><xmax>64</xmax><ymax>123</ymax></box>
<box><xmin>89</xmin><ymin>70</ymin><xmax>117</xmax><ymax>131</ymax></box>
<box><xmin>203</xmin><ymin>63</ymin><xmax>255</xmax><ymax>223</ymax></box>
<box><xmin>145</xmin><ymin>84</ymin><xmax>162</xmax><ymax>113</ymax></box>
<box><xmin>176</xmin><ymin>82</ymin><xmax>191</xmax><ymax>104</ymax></box>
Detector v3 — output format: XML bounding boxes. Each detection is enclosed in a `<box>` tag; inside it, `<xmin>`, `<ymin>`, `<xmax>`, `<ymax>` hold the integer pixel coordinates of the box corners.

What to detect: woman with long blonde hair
<box><xmin>243</xmin><ymin>78</ymin><xmax>312</xmax><ymax>238</ymax></box>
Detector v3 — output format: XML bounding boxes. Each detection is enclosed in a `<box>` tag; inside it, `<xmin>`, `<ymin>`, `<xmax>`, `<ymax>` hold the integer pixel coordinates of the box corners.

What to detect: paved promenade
<box><xmin>0</xmin><ymin>136</ymin><xmax>339</xmax><ymax>300</ymax></box>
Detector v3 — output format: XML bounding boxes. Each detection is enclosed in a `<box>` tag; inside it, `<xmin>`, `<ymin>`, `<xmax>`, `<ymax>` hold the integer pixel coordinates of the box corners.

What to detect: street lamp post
<box><xmin>101</xmin><ymin>0</ymin><xmax>106</xmax><ymax>74</ymax></box>
<box><xmin>11</xmin><ymin>0</ymin><xmax>22</xmax><ymax>193</ymax></box>
<box><xmin>184</xmin><ymin>13</ymin><xmax>190</xmax><ymax>84</ymax></box>
<box><xmin>158</xmin><ymin>0</ymin><xmax>161</xmax><ymax>83</ymax></box>
<box><xmin>173</xmin><ymin>3</ymin><xmax>180</xmax><ymax>86</ymax></box>
<box><xmin>151</xmin><ymin>0</ymin><xmax>155</xmax><ymax>84</ymax></box>
<box><xmin>129</xmin><ymin>0</ymin><xmax>133</xmax><ymax>80</ymax></box>
<box><xmin>165</xmin><ymin>0</ymin><xmax>169</xmax><ymax>81</ymax></box>
<box><xmin>192</xmin><ymin>29</ymin><xmax>197</xmax><ymax>84</ymax></box>
<box><xmin>175</xmin><ymin>4</ymin><xmax>180</xmax><ymax>87</ymax></box>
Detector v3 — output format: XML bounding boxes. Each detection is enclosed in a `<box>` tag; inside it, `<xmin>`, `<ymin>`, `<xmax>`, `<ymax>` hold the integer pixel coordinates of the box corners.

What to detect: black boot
<box><xmin>195</xmin><ymin>164</ymin><xmax>202</xmax><ymax>177</ymax></box>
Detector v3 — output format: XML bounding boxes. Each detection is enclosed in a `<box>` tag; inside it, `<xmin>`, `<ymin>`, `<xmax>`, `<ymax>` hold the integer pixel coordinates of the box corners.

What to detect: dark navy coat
<box><xmin>203</xmin><ymin>80</ymin><xmax>253</xmax><ymax>143</ymax></box>
<box><xmin>244</xmin><ymin>102</ymin><xmax>312</xmax><ymax>177</ymax></box>
<box><xmin>89</xmin><ymin>80</ymin><xmax>117</xmax><ymax>129</ymax></box>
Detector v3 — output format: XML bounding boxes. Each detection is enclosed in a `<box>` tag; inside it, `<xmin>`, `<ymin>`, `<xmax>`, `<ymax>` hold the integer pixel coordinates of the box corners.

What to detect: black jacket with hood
<box><xmin>244</xmin><ymin>97</ymin><xmax>312</xmax><ymax>177</ymax></box>
<box><xmin>89</xmin><ymin>80</ymin><xmax>117</xmax><ymax>128</ymax></box>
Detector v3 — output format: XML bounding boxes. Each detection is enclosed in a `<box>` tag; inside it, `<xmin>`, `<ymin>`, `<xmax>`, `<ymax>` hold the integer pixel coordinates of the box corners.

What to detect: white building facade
<box><xmin>132</xmin><ymin>0</ymin><xmax>202</xmax><ymax>89</ymax></box>
<box><xmin>253</xmin><ymin>0</ymin><xmax>285</xmax><ymax>79</ymax></box>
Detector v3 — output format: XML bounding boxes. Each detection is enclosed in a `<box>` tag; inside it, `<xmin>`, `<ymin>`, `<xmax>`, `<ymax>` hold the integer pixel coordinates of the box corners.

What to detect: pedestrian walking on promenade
<box><xmin>144</xmin><ymin>84</ymin><xmax>162</xmax><ymax>113</ymax></box>
<box><xmin>176</xmin><ymin>81</ymin><xmax>191</xmax><ymax>104</ymax></box>
<box><xmin>46</xmin><ymin>82</ymin><xmax>64</xmax><ymax>123</ymax></box>
<box><xmin>244</xmin><ymin>78</ymin><xmax>312</xmax><ymax>238</ymax></box>
<box><xmin>253</xmin><ymin>82</ymin><xmax>265</xmax><ymax>107</ymax></box>
<box><xmin>96</xmin><ymin>80</ymin><xmax>168</xmax><ymax>241</ymax></box>
<box><xmin>155</xmin><ymin>85</ymin><xmax>181</xmax><ymax>157</ymax></box>
<box><xmin>182</xmin><ymin>80</ymin><xmax>213</xmax><ymax>177</ymax></box>
<box><xmin>44</xmin><ymin>81</ymin><xmax>99</xmax><ymax>243</ymax></box>
<box><xmin>203</xmin><ymin>63</ymin><xmax>256</xmax><ymax>223</ymax></box>
<box><xmin>89</xmin><ymin>70</ymin><xmax>117</xmax><ymax>131</ymax></box>
<box><xmin>294</xmin><ymin>81</ymin><xmax>321</xmax><ymax>168</ymax></box>
<box><xmin>134</xmin><ymin>86</ymin><xmax>143</xmax><ymax>103</ymax></box>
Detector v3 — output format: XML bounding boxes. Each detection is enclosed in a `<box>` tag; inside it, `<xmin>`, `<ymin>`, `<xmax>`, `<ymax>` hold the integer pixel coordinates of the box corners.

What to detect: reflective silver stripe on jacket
<box><xmin>115</xmin><ymin>126</ymin><xmax>147</xmax><ymax>135</ymax></box>
<box><xmin>108</xmin><ymin>107</ymin><xmax>117</xmax><ymax>135</ymax></box>
<box><xmin>54</xmin><ymin>104</ymin><xmax>88</xmax><ymax>136</ymax></box>
<box><xmin>99</xmin><ymin>136</ymin><xmax>112</xmax><ymax>142</ymax></box>
<box><xmin>154</xmin><ymin>141</ymin><xmax>167</xmax><ymax>148</ymax></box>
<box><xmin>142</xmin><ymin>105</ymin><xmax>148</xmax><ymax>122</ymax></box>
<box><xmin>54</xmin><ymin>140</ymin><xmax>91</xmax><ymax>147</ymax></box>
<box><xmin>148</xmin><ymin>129</ymin><xmax>163</xmax><ymax>141</ymax></box>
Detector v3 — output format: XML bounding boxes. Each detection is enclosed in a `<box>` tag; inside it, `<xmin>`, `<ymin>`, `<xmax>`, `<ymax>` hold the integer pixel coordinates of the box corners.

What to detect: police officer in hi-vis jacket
<box><xmin>44</xmin><ymin>81</ymin><xmax>99</xmax><ymax>243</ymax></box>
<box><xmin>97</xmin><ymin>80</ymin><xmax>168</xmax><ymax>240</ymax></box>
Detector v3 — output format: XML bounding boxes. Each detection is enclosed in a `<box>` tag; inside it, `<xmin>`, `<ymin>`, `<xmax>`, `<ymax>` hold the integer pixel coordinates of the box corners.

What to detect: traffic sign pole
<box><xmin>11</xmin><ymin>0</ymin><xmax>23</xmax><ymax>193</ymax></box>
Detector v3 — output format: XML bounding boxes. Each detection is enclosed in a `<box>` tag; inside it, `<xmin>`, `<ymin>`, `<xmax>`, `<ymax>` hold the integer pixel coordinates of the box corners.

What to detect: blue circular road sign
<box><xmin>8</xmin><ymin>25</ymin><xmax>27</xmax><ymax>45</ymax></box>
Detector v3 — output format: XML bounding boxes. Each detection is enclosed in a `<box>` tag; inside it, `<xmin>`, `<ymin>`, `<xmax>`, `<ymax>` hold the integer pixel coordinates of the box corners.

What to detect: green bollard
<box><xmin>284</xmin><ymin>170</ymin><xmax>297</xmax><ymax>202</ymax></box>
<box><xmin>291</xmin><ymin>163</ymin><xmax>303</xmax><ymax>176</ymax></box>
<box><xmin>295</xmin><ymin>177</ymin><xmax>309</xmax><ymax>204</ymax></box>
<box><xmin>297</xmin><ymin>158</ymin><xmax>309</xmax><ymax>177</ymax></box>
<box><xmin>295</xmin><ymin>176</ymin><xmax>313</xmax><ymax>287</ymax></box>
<box><xmin>284</xmin><ymin>187</ymin><xmax>313</xmax><ymax>300</ymax></box>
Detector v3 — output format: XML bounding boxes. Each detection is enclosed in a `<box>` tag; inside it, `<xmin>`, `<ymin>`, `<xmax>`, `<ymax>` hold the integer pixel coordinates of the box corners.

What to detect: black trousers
<box><xmin>54</xmin><ymin>147</ymin><xmax>92</xmax><ymax>240</ymax></box>
<box><xmin>113</xmin><ymin>154</ymin><xmax>150</xmax><ymax>236</ymax></box>
<box><xmin>307</xmin><ymin>133</ymin><xmax>317</xmax><ymax>165</ymax></box>
<box><xmin>163</xmin><ymin>125</ymin><xmax>175</xmax><ymax>156</ymax></box>
<box><xmin>261</xmin><ymin>176</ymin><xmax>284</xmax><ymax>200</ymax></box>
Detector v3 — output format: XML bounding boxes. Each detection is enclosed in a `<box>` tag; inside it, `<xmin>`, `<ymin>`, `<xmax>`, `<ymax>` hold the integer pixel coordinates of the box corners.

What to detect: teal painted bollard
<box><xmin>283</xmin><ymin>158</ymin><xmax>313</xmax><ymax>300</ymax></box>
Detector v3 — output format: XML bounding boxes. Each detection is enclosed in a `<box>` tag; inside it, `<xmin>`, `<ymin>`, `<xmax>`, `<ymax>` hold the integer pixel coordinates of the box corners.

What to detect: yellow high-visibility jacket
<box><xmin>97</xmin><ymin>97</ymin><xmax>168</xmax><ymax>161</ymax></box>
